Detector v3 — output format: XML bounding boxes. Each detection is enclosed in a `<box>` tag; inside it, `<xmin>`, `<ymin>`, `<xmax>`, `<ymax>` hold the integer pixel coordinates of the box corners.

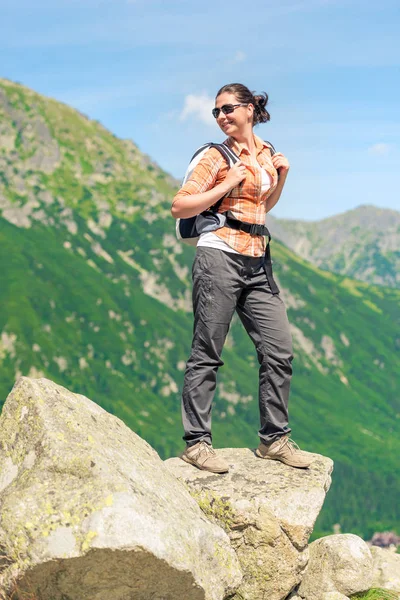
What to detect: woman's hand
<box><xmin>172</xmin><ymin>160</ymin><xmax>247</xmax><ymax>219</ymax></box>
<box><xmin>271</xmin><ymin>152</ymin><xmax>290</xmax><ymax>175</ymax></box>
<box><xmin>224</xmin><ymin>160</ymin><xmax>247</xmax><ymax>190</ymax></box>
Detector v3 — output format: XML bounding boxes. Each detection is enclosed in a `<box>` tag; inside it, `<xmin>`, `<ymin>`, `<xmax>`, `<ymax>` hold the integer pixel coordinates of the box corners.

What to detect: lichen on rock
<box><xmin>0</xmin><ymin>377</ymin><xmax>242</xmax><ymax>600</ymax></box>
<box><xmin>166</xmin><ymin>447</ymin><xmax>333</xmax><ymax>600</ymax></box>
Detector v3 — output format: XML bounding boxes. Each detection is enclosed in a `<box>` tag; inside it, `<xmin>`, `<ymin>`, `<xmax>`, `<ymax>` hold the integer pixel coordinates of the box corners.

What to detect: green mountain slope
<box><xmin>268</xmin><ymin>206</ymin><xmax>400</xmax><ymax>289</ymax></box>
<box><xmin>0</xmin><ymin>78</ymin><xmax>399</xmax><ymax>539</ymax></box>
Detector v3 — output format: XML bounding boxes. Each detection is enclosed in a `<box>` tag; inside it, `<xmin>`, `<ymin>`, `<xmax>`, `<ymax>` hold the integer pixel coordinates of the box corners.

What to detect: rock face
<box><xmin>166</xmin><ymin>447</ymin><xmax>333</xmax><ymax>600</ymax></box>
<box><xmin>320</xmin><ymin>594</ymin><xmax>350</xmax><ymax>600</ymax></box>
<box><xmin>297</xmin><ymin>534</ymin><xmax>374</xmax><ymax>599</ymax></box>
<box><xmin>371</xmin><ymin>546</ymin><xmax>400</xmax><ymax>592</ymax></box>
<box><xmin>0</xmin><ymin>377</ymin><xmax>242</xmax><ymax>600</ymax></box>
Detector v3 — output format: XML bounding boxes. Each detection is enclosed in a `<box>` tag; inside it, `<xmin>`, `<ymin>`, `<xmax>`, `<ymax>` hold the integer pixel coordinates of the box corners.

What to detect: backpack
<box><xmin>175</xmin><ymin>141</ymin><xmax>277</xmax><ymax>246</ymax></box>
<box><xmin>175</xmin><ymin>143</ymin><xmax>239</xmax><ymax>246</ymax></box>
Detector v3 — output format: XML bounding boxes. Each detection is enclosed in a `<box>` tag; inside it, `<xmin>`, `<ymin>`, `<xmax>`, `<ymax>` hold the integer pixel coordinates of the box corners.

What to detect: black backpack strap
<box><xmin>211</xmin><ymin>142</ymin><xmax>239</xmax><ymax>167</ymax></box>
<box><xmin>191</xmin><ymin>142</ymin><xmax>239</xmax><ymax>165</ymax></box>
<box><xmin>225</xmin><ymin>214</ymin><xmax>271</xmax><ymax>238</ymax></box>
<box><xmin>190</xmin><ymin>142</ymin><xmax>216</xmax><ymax>162</ymax></box>
<box><xmin>207</xmin><ymin>143</ymin><xmax>239</xmax><ymax>212</ymax></box>
<box><xmin>264</xmin><ymin>140</ymin><xmax>276</xmax><ymax>156</ymax></box>
<box><xmin>264</xmin><ymin>242</ymin><xmax>279</xmax><ymax>294</ymax></box>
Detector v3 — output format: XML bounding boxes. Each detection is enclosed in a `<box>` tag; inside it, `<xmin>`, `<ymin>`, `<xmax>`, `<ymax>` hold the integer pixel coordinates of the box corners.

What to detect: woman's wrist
<box><xmin>217</xmin><ymin>180</ymin><xmax>233</xmax><ymax>197</ymax></box>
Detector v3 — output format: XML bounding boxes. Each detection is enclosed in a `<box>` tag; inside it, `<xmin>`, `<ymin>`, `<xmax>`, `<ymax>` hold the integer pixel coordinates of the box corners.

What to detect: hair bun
<box><xmin>252</xmin><ymin>92</ymin><xmax>269</xmax><ymax>124</ymax></box>
<box><xmin>215</xmin><ymin>83</ymin><xmax>271</xmax><ymax>125</ymax></box>
<box><xmin>253</xmin><ymin>93</ymin><xmax>268</xmax><ymax>109</ymax></box>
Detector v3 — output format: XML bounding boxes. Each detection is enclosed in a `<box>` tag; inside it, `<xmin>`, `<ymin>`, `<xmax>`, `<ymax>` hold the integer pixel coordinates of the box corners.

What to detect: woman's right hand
<box><xmin>224</xmin><ymin>161</ymin><xmax>247</xmax><ymax>190</ymax></box>
<box><xmin>172</xmin><ymin>160</ymin><xmax>247</xmax><ymax>219</ymax></box>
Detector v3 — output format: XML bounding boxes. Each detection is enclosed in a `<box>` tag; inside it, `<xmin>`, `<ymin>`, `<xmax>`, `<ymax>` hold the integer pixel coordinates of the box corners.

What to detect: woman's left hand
<box><xmin>271</xmin><ymin>152</ymin><xmax>290</xmax><ymax>175</ymax></box>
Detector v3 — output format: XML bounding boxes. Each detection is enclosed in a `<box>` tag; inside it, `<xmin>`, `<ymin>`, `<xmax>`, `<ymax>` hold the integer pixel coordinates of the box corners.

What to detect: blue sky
<box><xmin>1</xmin><ymin>0</ymin><xmax>399</xmax><ymax>220</ymax></box>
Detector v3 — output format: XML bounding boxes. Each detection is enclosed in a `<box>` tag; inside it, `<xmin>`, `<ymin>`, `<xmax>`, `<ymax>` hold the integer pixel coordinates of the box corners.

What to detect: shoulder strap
<box><xmin>215</xmin><ymin>142</ymin><xmax>239</xmax><ymax>167</ymax></box>
<box><xmin>190</xmin><ymin>142</ymin><xmax>216</xmax><ymax>162</ymax></box>
<box><xmin>264</xmin><ymin>140</ymin><xmax>276</xmax><ymax>156</ymax></box>
<box><xmin>189</xmin><ymin>142</ymin><xmax>239</xmax><ymax>167</ymax></box>
<box><xmin>185</xmin><ymin>142</ymin><xmax>239</xmax><ymax>213</ymax></box>
<box><xmin>208</xmin><ymin>143</ymin><xmax>239</xmax><ymax>212</ymax></box>
<box><xmin>184</xmin><ymin>142</ymin><xmax>237</xmax><ymax>185</ymax></box>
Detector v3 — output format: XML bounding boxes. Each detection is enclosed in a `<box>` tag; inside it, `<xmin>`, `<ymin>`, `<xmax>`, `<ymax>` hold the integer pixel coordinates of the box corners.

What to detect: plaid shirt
<box><xmin>176</xmin><ymin>134</ymin><xmax>279</xmax><ymax>256</ymax></box>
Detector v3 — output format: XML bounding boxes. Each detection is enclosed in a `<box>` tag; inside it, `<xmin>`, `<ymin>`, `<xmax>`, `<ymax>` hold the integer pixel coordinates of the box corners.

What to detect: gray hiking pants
<box><xmin>182</xmin><ymin>247</ymin><xmax>293</xmax><ymax>447</ymax></box>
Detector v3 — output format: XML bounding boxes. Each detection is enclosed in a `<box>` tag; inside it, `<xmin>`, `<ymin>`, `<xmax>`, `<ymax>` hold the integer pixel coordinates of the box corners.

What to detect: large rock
<box><xmin>0</xmin><ymin>377</ymin><xmax>242</xmax><ymax>600</ymax></box>
<box><xmin>166</xmin><ymin>447</ymin><xmax>333</xmax><ymax>600</ymax></box>
<box><xmin>297</xmin><ymin>534</ymin><xmax>373</xmax><ymax>599</ymax></box>
<box><xmin>370</xmin><ymin>546</ymin><xmax>400</xmax><ymax>592</ymax></box>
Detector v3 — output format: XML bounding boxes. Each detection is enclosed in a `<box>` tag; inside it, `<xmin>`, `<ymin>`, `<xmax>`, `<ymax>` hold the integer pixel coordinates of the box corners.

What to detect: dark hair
<box><xmin>216</xmin><ymin>83</ymin><xmax>270</xmax><ymax>126</ymax></box>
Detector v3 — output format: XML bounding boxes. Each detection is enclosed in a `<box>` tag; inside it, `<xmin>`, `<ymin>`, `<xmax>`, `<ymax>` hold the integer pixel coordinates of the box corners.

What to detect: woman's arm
<box><xmin>171</xmin><ymin>153</ymin><xmax>247</xmax><ymax>219</ymax></box>
<box><xmin>171</xmin><ymin>180</ymin><xmax>233</xmax><ymax>219</ymax></box>
<box><xmin>265</xmin><ymin>152</ymin><xmax>290</xmax><ymax>214</ymax></box>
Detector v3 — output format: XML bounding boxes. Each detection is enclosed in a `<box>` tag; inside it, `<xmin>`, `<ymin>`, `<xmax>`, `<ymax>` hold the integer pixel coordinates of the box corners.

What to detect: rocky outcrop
<box><xmin>0</xmin><ymin>377</ymin><xmax>241</xmax><ymax>600</ymax></box>
<box><xmin>320</xmin><ymin>595</ymin><xmax>351</xmax><ymax>600</ymax></box>
<box><xmin>289</xmin><ymin>593</ymin><xmax>350</xmax><ymax>600</ymax></box>
<box><xmin>166</xmin><ymin>447</ymin><xmax>333</xmax><ymax>600</ymax></box>
<box><xmin>371</xmin><ymin>546</ymin><xmax>400</xmax><ymax>592</ymax></box>
<box><xmin>297</xmin><ymin>534</ymin><xmax>374</xmax><ymax>599</ymax></box>
<box><xmin>5</xmin><ymin>378</ymin><xmax>396</xmax><ymax>600</ymax></box>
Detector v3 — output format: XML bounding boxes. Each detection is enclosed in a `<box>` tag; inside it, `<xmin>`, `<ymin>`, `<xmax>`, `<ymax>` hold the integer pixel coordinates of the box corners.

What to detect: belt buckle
<box><xmin>249</xmin><ymin>223</ymin><xmax>258</xmax><ymax>235</ymax></box>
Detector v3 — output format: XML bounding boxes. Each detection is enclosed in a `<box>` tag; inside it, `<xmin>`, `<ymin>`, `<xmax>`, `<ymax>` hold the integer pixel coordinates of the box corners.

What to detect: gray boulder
<box><xmin>0</xmin><ymin>377</ymin><xmax>242</xmax><ymax>600</ymax></box>
<box><xmin>166</xmin><ymin>447</ymin><xmax>333</xmax><ymax>600</ymax></box>
<box><xmin>297</xmin><ymin>534</ymin><xmax>373</xmax><ymax>599</ymax></box>
<box><xmin>370</xmin><ymin>546</ymin><xmax>400</xmax><ymax>592</ymax></box>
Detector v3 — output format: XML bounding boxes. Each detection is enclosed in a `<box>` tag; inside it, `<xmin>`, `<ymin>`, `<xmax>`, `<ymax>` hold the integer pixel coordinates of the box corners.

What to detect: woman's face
<box><xmin>214</xmin><ymin>92</ymin><xmax>253</xmax><ymax>137</ymax></box>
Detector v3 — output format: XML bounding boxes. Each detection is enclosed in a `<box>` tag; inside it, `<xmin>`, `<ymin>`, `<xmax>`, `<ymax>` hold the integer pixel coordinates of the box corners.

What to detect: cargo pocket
<box><xmin>192</xmin><ymin>249</ymin><xmax>216</xmax><ymax>323</ymax></box>
<box><xmin>198</xmin><ymin>276</ymin><xmax>214</xmax><ymax>322</ymax></box>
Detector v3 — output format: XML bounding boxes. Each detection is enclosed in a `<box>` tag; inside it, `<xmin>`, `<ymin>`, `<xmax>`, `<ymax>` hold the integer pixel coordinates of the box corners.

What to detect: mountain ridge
<box><xmin>268</xmin><ymin>205</ymin><xmax>400</xmax><ymax>288</ymax></box>
<box><xmin>272</xmin><ymin>204</ymin><xmax>398</xmax><ymax>225</ymax></box>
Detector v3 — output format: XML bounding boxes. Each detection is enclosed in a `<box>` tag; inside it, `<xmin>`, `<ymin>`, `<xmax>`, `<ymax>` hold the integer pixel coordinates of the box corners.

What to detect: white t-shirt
<box><xmin>197</xmin><ymin>165</ymin><xmax>272</xmax><ymax>254</ymax></box>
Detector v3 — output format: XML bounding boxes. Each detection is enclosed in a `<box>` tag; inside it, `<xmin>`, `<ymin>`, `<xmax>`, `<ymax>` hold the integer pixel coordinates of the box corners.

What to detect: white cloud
<box><xmin>180</xmin><ymin>93</ymin><xmax>215</xmax><ymax>126</ymax></box>
<box><xmin>368</xmin><ymin>143</ymin><xmax>391</xmax><ymax>155</ymax></box>
<box><xmin>233</xmin><ymin>50</ymin><xmax>246</xmax><ymax>63</ymax></box>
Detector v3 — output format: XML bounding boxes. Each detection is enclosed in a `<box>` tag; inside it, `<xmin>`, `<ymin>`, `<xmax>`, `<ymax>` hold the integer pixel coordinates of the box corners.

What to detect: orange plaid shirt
<box><xmin>175</xmin><ymin>134</ymin><xmax>279</xmax><ymax>257</ymax></box>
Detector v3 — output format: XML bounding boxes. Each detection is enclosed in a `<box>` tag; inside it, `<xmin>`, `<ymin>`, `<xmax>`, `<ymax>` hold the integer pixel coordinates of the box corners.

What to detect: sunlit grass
<box><xmin>351</xmin><ymin>589</ymin><xmax>400</xmax><ymax>600</ymax></box>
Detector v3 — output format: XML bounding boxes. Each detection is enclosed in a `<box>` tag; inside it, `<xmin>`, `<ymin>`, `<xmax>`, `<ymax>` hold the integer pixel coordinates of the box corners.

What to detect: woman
<box><xmin>171</xmin><ymin>83</ymin><xmax>312</xmax><ymax>474</ymax></box>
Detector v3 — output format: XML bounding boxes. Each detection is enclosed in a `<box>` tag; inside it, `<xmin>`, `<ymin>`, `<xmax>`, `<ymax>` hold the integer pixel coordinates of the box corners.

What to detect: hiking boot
<box><xmin>255</xmin><ymin>435</ymin><xmax>313</xmax><ymax>468</ymax></box>
<box><xmin>181</xmin><ymin>441</ymin><xmax>229</xmax><ymax>473</ymax></box>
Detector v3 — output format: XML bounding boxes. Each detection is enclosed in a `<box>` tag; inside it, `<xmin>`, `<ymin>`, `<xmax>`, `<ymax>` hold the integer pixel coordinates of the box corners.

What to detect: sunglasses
<box><xmin>211</xmin><ymin>103</ymin><xmax>248</xmax><ymax>119</ymax></box>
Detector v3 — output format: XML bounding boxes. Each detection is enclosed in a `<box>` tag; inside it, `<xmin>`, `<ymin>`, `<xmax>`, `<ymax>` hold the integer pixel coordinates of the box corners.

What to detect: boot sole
<box><xmin>181</xmin><ymin>453</ymin><xmax>229</xmax><ymax>474</ymax></box>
